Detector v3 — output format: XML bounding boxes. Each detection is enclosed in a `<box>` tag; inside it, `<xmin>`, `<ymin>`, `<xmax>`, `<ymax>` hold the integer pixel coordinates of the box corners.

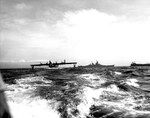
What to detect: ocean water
<box><xmin>2</xmin><ymin>67</ymin><xmax>150</xmax><ymax>118</ymax></box>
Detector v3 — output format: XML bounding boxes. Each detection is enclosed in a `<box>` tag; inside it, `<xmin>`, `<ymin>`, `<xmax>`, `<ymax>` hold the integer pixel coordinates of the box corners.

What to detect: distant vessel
<box><xmin>86</xmin><ymin>61</ymin><xmax>114</xmax><ymax>67</ymax></box>
<box><xmin>130</xmin><ymin>62</ymin><xmax>150</xmax><ymax>66</ymax></box>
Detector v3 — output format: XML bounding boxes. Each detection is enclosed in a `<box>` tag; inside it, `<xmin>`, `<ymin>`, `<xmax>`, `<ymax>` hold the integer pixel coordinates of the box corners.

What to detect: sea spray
<box><xmin>5</xmin><ymin>76</ymin><xmax>60</xmax><ymax>118</ymax></box>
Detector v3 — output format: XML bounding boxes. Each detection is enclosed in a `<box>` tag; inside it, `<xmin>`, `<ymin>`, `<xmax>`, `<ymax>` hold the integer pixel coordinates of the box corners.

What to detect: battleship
<box><xmin>85</xmin><ymin>61</ymin><xmax>114</xmax><ymax>67</ymax></box>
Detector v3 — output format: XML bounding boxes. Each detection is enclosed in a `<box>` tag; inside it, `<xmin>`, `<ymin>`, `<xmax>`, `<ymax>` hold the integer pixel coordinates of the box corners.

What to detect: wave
<box><xmin>5</xmin><ymin>77</ymin><xmax>60</xmax><ymax>118</ymax></box>
<box><xmin>4</xmin><ymin>69</ymin><xmax>150</xmax><ymax>118</ymax></box>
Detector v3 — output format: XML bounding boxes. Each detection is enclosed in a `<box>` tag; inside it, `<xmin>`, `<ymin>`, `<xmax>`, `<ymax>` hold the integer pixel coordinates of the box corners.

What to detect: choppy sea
<box><xmin>1</xmin><ymin>67</ymin><xmax>150</xmax><ymax>118</ymax></box>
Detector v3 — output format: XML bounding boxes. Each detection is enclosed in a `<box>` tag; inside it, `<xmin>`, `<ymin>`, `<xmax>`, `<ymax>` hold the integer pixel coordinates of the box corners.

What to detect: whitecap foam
<box><xmin>5</xmin><ymin>76</ymin><xmax>60</xmax><ymax>118</ymax></box>
<box><xmin>79</xmin><ymin>74</ymin><xmax>106</xmax><ymax>87</ymax></box>
<box><xmin>76</xmin><ymin>80</ymin><xmax>149</xmax><ymax>118</ymax></box>
<box><xmin>8</xmin><ymin>98</ymin><xmax>60</xmax><ymax>118</ymax></box>
<box><xmin>76</xmin><ymin>85</ymin><xmax>121</xmax><ymax>117</ymax></box>
<box><xmin>126</xmin><ymin>78</ymin><xmax>139</xmax><ymax>87</ymax></box>
<box><xmin>114</xmin><ymin>71</ymin><xmax>122</xmax><ymax>75</ymax></box>
<box><xmin>77</xmin><ymin>87</ymin><xmax>102</xmax><ymax>117</ymax></box>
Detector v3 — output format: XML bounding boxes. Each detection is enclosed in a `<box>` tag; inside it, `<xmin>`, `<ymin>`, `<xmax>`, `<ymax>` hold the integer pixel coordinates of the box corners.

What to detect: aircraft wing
<box><xmin>55</xmin><ymin>62</ymin><xmax>77</xmax><ymax>65</ymax></box>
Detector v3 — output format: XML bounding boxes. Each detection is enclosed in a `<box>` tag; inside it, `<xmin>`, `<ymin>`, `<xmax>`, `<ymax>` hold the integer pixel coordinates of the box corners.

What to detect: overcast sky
<box><xmin>1</xmin><ymin>0</ymin><xmax>150</xmax><ymax>67</ymax></box>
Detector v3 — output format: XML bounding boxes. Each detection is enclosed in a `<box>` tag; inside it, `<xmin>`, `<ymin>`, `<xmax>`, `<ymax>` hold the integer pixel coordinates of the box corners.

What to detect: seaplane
<box><xmin>30</xmin><ymin>60</ymin><xmax>77</xmax><ymax>69</ymax></box>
